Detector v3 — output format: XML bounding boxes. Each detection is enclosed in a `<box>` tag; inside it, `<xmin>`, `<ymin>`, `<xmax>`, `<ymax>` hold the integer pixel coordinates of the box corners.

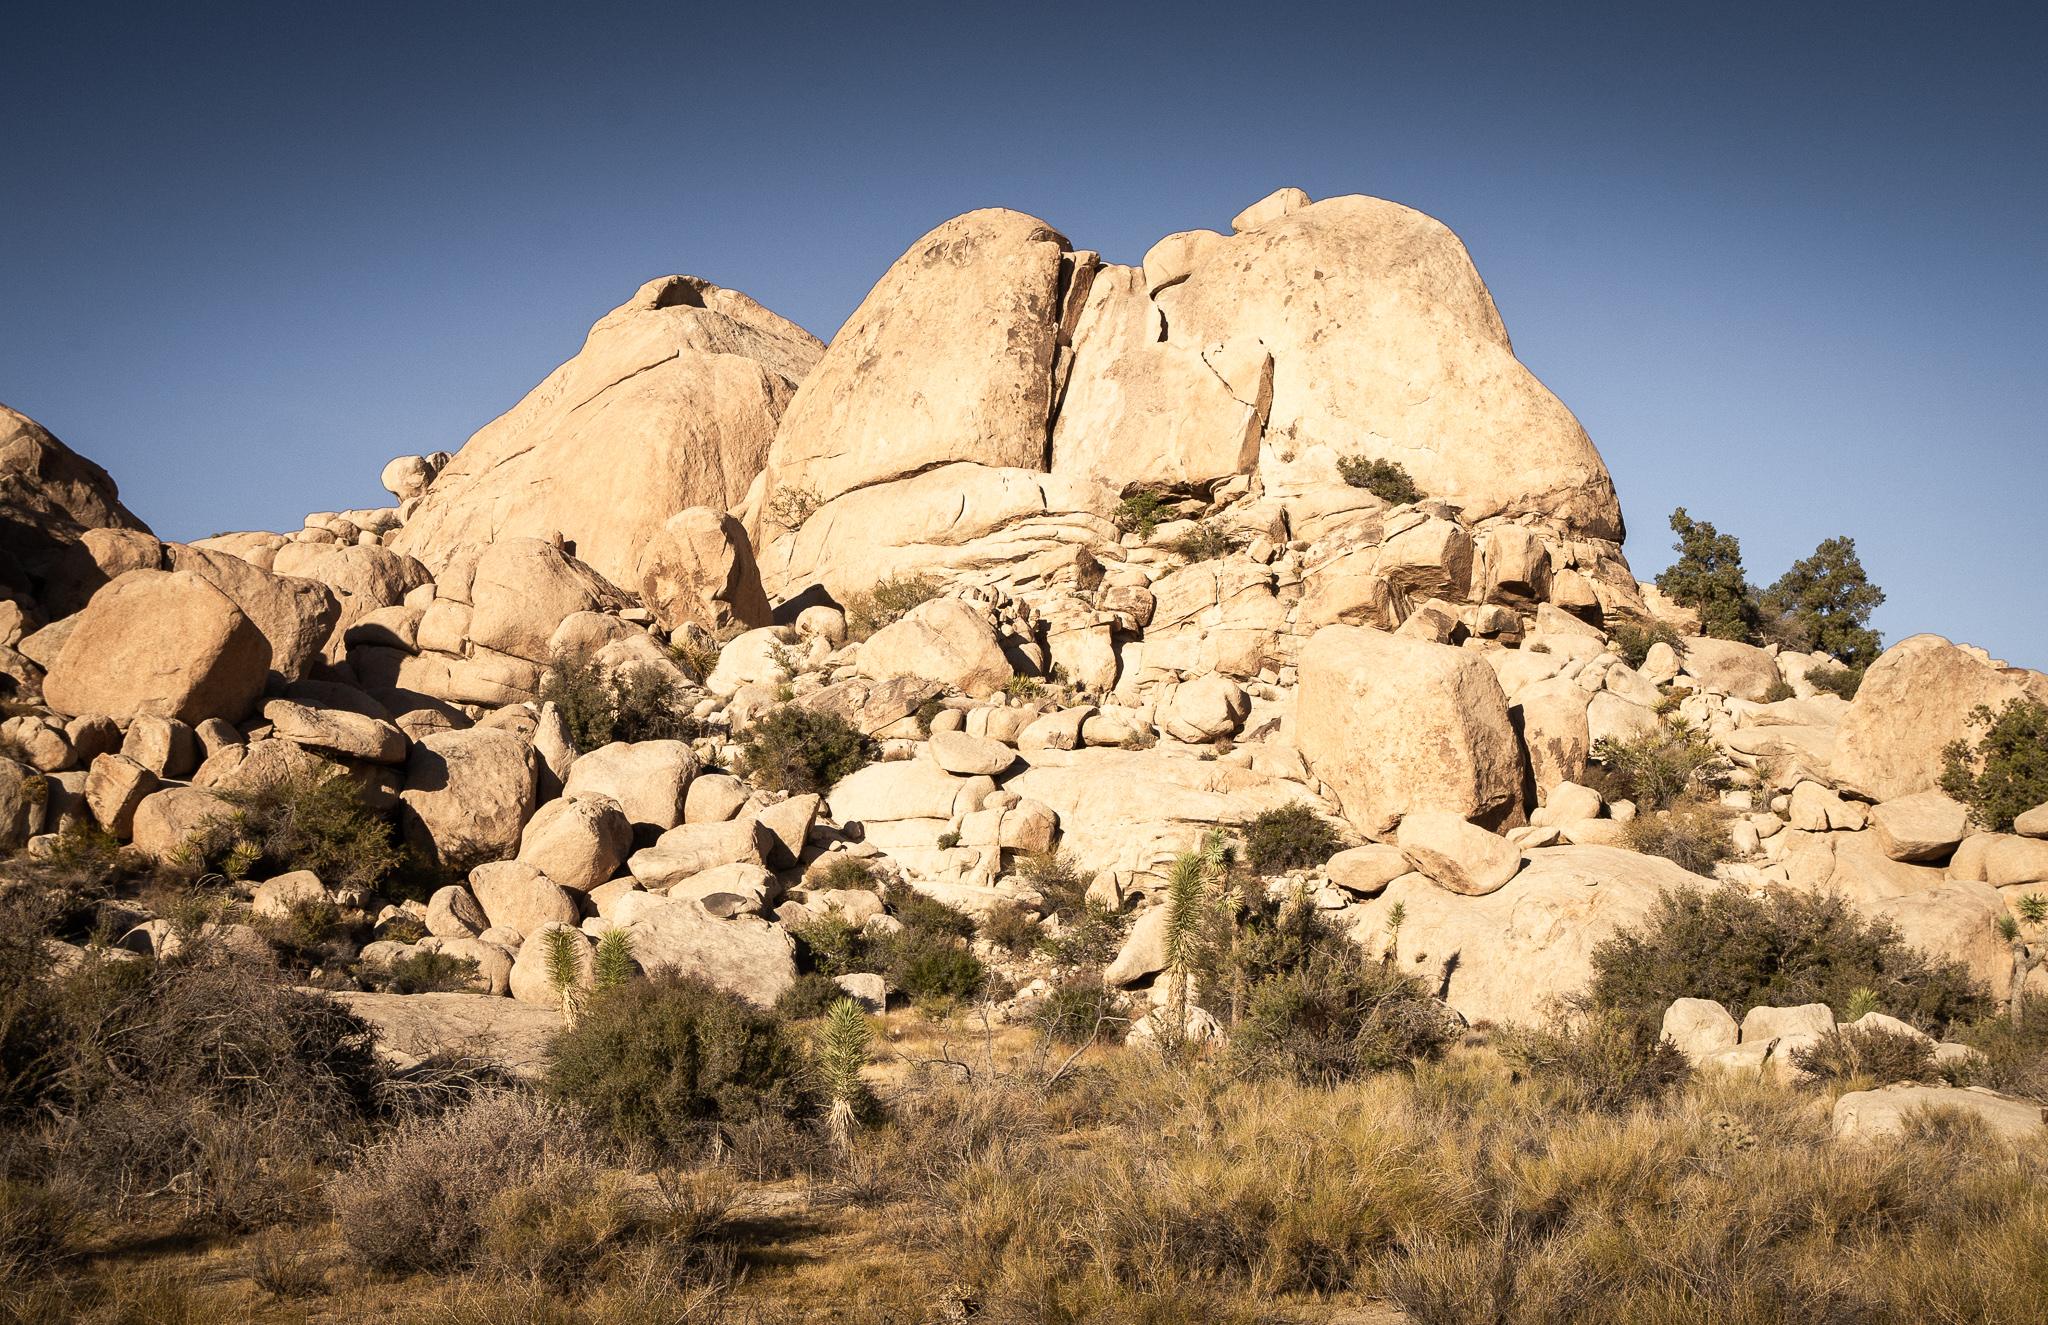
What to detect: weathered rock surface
<box><xmin>43</xmin><ymin>570</ymin><xmax>271</xmax><ymax>724</ymax></box>
<box><xmin>1297</xmin><ymin>626</ymin><xmax>1523</xmax><ymax>836</ymax></box>
<box><xmin>635</xmin><ymin>508</ymin><xmax>771</xmax><ymax>632</ymax></box>
<box><xmin>0</xmin><ymin>404</ymin><xmax>154</xmax><ymax>613</ymax></box>
<box><xmin>397</xmin><ymin>728</ymin><xmax>538</xmax><ymax>868</ymax></box>
<box><xmin>1834</xmin><ymin>634</ymin><xmax>2048</xmax><ymax>802</ymax></box>
<box><xmin>1832</xmin><ymin>1085</ymin><xmax>2045</xmax><ymax>1143</ymax></box>
<box><xmin>326</xmin><ymin>990</ymin><xmax>561</xmax><ymax>1079</ymax></box>
<box><xmin>516</xmin><ymin>793</ymin><xmax>633</xmax><ymax>891</ymax></box>
<box><xmin>392</xmin><ymin>277</ymin><xmax>821</xmax><ymax>588</ymax></box>
<box><xmin>610</xmin><ymin>891</ymin><xmax>796</xmax><ymax>1007</ymax></box>
<box><xmin>854</xmin><ymin>597</ymin><xmax>1012</xmax><ymax>699</ymax></box>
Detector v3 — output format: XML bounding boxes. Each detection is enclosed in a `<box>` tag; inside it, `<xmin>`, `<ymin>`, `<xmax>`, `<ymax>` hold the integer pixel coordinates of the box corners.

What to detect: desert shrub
<box><xmin>884</xmin><ymin>881</ymin><xmax>977</xmax><ymax>939</ymax></box>
<box><xmin>1242</xmin><ymin>804</ymin><xmax>1343</xmax><ymax>874</ymax></box>
<box><xmin>1586</xmin><ymin>885</ymin><xmax>1991</xmax><ymax>1038</ymax></box>
<box><xmin>183</xmin><ymin>768</ymin><xmax>397</xmax><ymax>891</ymax></box>
<box><xmin>331</xmin><ymin>1090</ymin><xmax>579</xmax><ymax>1274</ymax></box>
<box><xmin>1033</xmin><ymin>973</ymin><xmax>1127</xmax><ymax>1045</ymax></box>
<box><xmin>977</xmin><ymin>902</ymin><xmax>1039</xmax><ymax>957</ymax></box>
<box><xmin>1790</xmin><ymin>1022</ymin><xmax>1938</xmax><ymax>1087</ymax></box>
<box><xmin>1336</xmin><ymin>454</ymin><xmax>1422</xmax><ymax>504</ymax></box>
<box><xmin>812</xmin><ymin>853</ymin><xmax>880</xmax><ymax>891</ymax></box>
<box><xmin>1112</xmin><ymin>490</ymin><xmax>1171</xmax><ymax>537</ymax></box>
<box><xmin>1038</xmin><ymin>902</ymin><xmax>1130</xmax><ymax>968</ymax></box>
<box><xmin>842</xmin><ymin>573</ymin><xmax>942</xmax><ymax>641</ymax></box>
<box><xmin>380</xmin><ymin>948</ymin><xmax>478</xmax><ymax>994</ymax></box>
<box><xmin>545</xmin><ymin>973</ymin><xmax>816</xmax><ymax>1157</ymax></box>
<box><xmin>1587</xmin><ymin>720</ymin><xmax>1727</xmax><ymax>810</ymax></box>
<box><xmin>936</xmin><ymin>829</ymin><xmax>964</xmax><ymax>849</ymax></box>
<box><xmin>1001</xmin><ymin>673</ymin><xmax>1045</xmax><ymax>701</ymax></box>
<box><xmin>540</xmin><ymin>653</ymin><xmax>699</xmax><ymax>754</ymax></box>
<box><xmin>1621</xmin><ymin>801</ymin><xmax>1733</xmax><ymax>876</ymax></box>
<box><xmin>4</xmin><ymin>922</ymin><xmax>385</xmax><ymax>1232</ymax></box>
<box><xmin>736</xmin><ymin>704</ymin><xmax>876</xmax><ymax>795</ymax></box>
<box><xmin>254</xmin><ymin>896</ymin><xmax>358</xmax><ymax>972</ymax></box>
<box><xmin>1941</xmin><ymin>697</ymin><xmax>2048</xmax><ymax>831</ymax></box>
<box><xmin>1762</xmin><ymin>677</ymin><xmax>1796</xmax><ymax>703</ymax></box>
<box><xmin>1016</xmin><ymin>848</ymin><xmax>1088</xmax><ymax>918</ymax></box>
<box><xmin>1495</xmin><ymin>1011</ymin><xmax>1691</xmax><ymax>1111</ymax></box>
<box><xmin>1198</xmin><ymin>897</ymin><xmax>1456</xmax><ymax>1084</ymax></box>
<box><xmin>1806</xmin><ymin>663</ymin><xmax>1865</xmax><ymax>699</ymax></box>
<box><xmin>1955</xmin><ymin>1013</ymin><xmax>2048</xmax><ymax>1102</ymax></box>
<box><xmin>775</xmin><ymin>971</ymin><xmax>848</xmax><ymax>1020</ymax></box>
<box><xmin>881</xmin><ymin>926</ymin><xmax>987</xmax><ymax>1004</ymax></box>
<box><xmin>764</xmin><ymin>481</ymin><xmax>823</xmax><ymax>530</ymax></box>
<box><xmin>1162</xmin><ymin>521</ymin><xmax>1241</xmax><ymax>563</ymax></box>
<box><xmin>248</xmin><ymin>1226</ymin><xmax>327</xmax><ymax>1299</ymax></box>
<box><xmin>789</xmin><ymin>914</ymin><xmax>872</xmax><ymax>978</ymax></box>
<box><xmin>1607</xmin><ymin>617</ymin><xmax>1682</xmax><ymax>669</ymax></box>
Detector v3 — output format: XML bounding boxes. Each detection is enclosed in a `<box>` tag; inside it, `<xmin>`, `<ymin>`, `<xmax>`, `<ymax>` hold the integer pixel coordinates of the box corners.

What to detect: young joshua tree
<box><xmin>816</xmin><ymin>997</ymin><xmax>875</xmax><ymax>1147</ymax></box>
<box><xmin>1999</xmin><ymin>892</ymin><xmax>2048</xmax><ymax>1025</ymax></box>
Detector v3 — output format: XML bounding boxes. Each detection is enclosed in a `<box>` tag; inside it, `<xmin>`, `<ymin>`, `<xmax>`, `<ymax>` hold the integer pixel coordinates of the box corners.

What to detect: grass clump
<box><xmin>1762</xmin><ymin>677</ymin><xmax>1797</xmax><ymax>703</ymax></box>
<box><xmin>841</xmin><ymin>573</ymin><xmax>942</xmax><ymax>641</ymax></box>
<box><xmin>1941</xmin><ymin>696</ymin><xmax>2048</xmax><ymax>831</ymax></box>
<box><xmin>184</xmin><ymin>767</ymin><xmax>397</xmax><ymax>891</ymax></box>
<box><xmin>545</xmin><ymin>973</ymin><xmax>816</xmax><ymax>1157</ymax></box>
<box><xmin>1586</xmin><ymin>885</ymin><xmax>1991</xmax><ymax>1038</ymax></box>
<box><xmin>1161</xmin><ymin>521</ymin><xmax>1242</xmax><ymax>564</ymax></box>
<box><xmin>1789</xmin><ymin>1021</ymin><xmax>1939</xmax><ymax>1088</ymax></box>
<box><xmin>1242</xmin><ymin>804</ymin><xmax>1344</xmax><ymax>874</ymax></box>
<box><xmin>379</xmin><ymin>948</ymin><xmax>478</xmax><ymax>994</ymax></box>
<box><xmin>1621</xmin><ymin>800</ymin><xmax>1733</xmax><ymax>876</ymax></box>
<box><xmin>736</xmin><ymin>704</ymin><xmax>876</xmax><ymax>795</ymax></box>
<box><xmin>1336</xmin><ymin>454</ymin><xmax>1422</xmax><ymax>504</ymax></box>
<box><xmin>774</xmin><ymin>971</ymin><xmax>848</xmax><ymax>1020</ymax></box>
<box><xmin>540</xmin><ymin>652</ymin><xmax>700</xmax><ymax>755</ymax></box>
<box><xmin>1495</xmin><ymin>1010</ymin><xmax>1691</xmax><ymax>1112</ymax></box>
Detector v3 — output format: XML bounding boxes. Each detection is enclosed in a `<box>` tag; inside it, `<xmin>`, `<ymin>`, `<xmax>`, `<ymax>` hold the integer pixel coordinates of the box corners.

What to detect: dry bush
<box><xmin>0</xmin><ymin>1175</ymin><xmax>79</xmax><ymax>1283</ymax></box>
<box><xmin>478</xmin><ymin>1161</ymin><xmax>736</xmax><ymax>1294</ymax></box>
<box><xmin>330</xmin><ymin>1089</ymin><xmax>581</xmax><ymax>1274</ymax></box>
<box><xmin>841</xmin><ymin>574</ymin><xmax>941</xmax><ymax>641</ymax></box>
<box><xmin>735</xmin><ymin>705</ymin><xmax>876</xmax><ymax>795</ymax></box>
<box><xmin>1494</xmin><ymin>1010</ymin><xmax>1692</xmax><ymax>1112</ymax></box>
<box><xmin>1621</xmin><ymin>800</ymin><xmax>1734</xmax><ymax>876</ymax></box>
<box><xmin>1790</xmin><ymin>1022</ymin><xmax>1939</xmax><ymax>1088</ymax></box>
<box><xmin>182</xmin><ymin>767</ymin><xmax>397</xmax><ymax>891</ymax></box>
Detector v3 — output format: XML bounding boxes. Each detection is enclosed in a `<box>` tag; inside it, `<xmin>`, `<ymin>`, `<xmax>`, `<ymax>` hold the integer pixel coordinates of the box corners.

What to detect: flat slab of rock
<box><xmin>324</xmin><ymin>989</ymin><xmax>562</xmax><ymax>1080</ymax></box>
<box><xmin>1833</xmin><ymin>1085</ymin><xmax>2046</xmax><ymax>1143</ymax></box>
<box><xmin>1396</xmin><ymin>812</ymin><xmax>1523</xmax><ymax>896</ymax></box>
<box><xmin>1740</xmin><ymin>1002</ymin><xmax>1835</xmax><ymax>1042</ymax></box>
<box><xmin>927</xmin><ymin>729</ymin><xmax>1016</xmax><ymax>776</ymax></box>
<box><xmin>610</xmin><ymin>891</ymin><xmax>795</xmax><ymax>1007</ymax></box>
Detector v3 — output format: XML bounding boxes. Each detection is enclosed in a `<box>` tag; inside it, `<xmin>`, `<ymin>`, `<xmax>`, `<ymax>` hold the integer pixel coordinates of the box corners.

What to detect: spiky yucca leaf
<box><xmin>541</xmin><ymin>925</ymin><xmax>585</xmax><ymax>1027</ymax></box>
<box><xmin>591</xmin><ymin>927</ymin><xmax>636</xmax><ymax>992</ymax></box>
<box><xmin>818</xmin><ymin>998</ymin><xmax>874</xmax><ymax>1145</ymax></box>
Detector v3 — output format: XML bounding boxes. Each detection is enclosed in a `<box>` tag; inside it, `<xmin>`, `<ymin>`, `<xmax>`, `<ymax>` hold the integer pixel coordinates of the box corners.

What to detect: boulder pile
<box><xmin>4</xmin><ymin>187</ymin><xmax>2044</xmax><ymax>1068</ymax></box>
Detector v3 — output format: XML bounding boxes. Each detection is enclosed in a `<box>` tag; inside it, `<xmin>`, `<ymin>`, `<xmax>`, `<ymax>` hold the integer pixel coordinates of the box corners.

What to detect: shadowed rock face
<box><xmin>390</xmin><ymin>276</ymin><xmax>823</xmax><ymax>591</ymax></box>
<box><xmin>0</xmin><ymin>403</ymin><xmax>154</xmax><ymax>612</ymax></box>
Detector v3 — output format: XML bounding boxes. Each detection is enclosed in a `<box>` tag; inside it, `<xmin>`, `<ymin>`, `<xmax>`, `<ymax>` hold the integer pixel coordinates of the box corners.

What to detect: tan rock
<box><xmin>391</xmin><ymin>277</ymin><xmax>821</xmax><ymax>589</ymax></box>
<box><xmin>2016</xmin><ymin>803</ymin><xmax>2048</xmax><ymax>839</ymax></box>
<box><xmin>1348</xmin><ymin>845</ymin><xmax>1692</xmax><ymax>1024</ymax></box>
<box><xmin>1230</xmin><ymin>186</ymin><xmax>1312</xmax><ymax>233</ymax></box>
<box><xmin>635</xmin><ymin>508</ymin><xmax>771</xmax><ymax>633</ymax></box>
<box><xmin>119</xmin><ymin>715</ymin><xmax>197</xmax><ymax>779</ymax></box>
<box><xmin>1159</xmin><ymin>673</ymin><xmax>1248</xmax><ymax>744</ymax></box>
<box><xmin>516</xmin><ymin>793</ymin><xmax>633</xmax><ymax>892</ymax></box>
<box><xmin>397</xmin><ymin>728</ymin><xmax>538</xmax><ymax>869</ymax></box>
<box><xmin>43</xmin><ymin>570</ymin><xmax>270</xmax><ymax>724</ymax></box>
<box><xmin>129</xmin><ymin>785</ymin><xmax>230</xmax><ymax>860</ymax></box>
<box><xmin>262</xmin><ymin>699</ymin><xmax>407</xmax><ymax>764</ymax></box>
<box><xmin>166</xmin><ymin>543</ymin><xmax>341</xmax><ymax>683</ymax></box>
<box><xmin>1740</xmin><ymin>1003</ymin><xmax>1835</xmax><ymax>1042</ymax></box>
<box><xmin>1834</xmin><ymin>634</ymin><xmax>2048</xmax><ymax>802</ymax></box>
<box><xmin>561</xmin><ymin>740</ymin><xmax>696</xmax><ymax>833</ymax></box>
<box><xmin>0</xmin><ymin>404</ymin><xmax>153</xmax><ymax>613</ymax></box>
<box><xmin>1677</xmin><ymin>637</ymin><xmax>1780</xmax><ymax>701</ymax></box>
<box><xmin>1661</xmin><ymin>997</ymin><xmax>1739</xmax><ymax>1063</ymax></box>
<box><xmin>469</xmin><ymin>860</ymin><xmax>579</xmax><ymax>938</ymax></box>
<box><xmin>1395</xmin><ymin>812</ymin><xmax>1523</xmax><ymax>896</ymax></box>
<box><xmin>466</xmin><ymin>538</ymin><xmax>626</xmax><ymax>663</ymax></box>
<box><xmin>1868</xmin><ymin>791</ymin><xmax>1970</xmax><ymax>862</ymax></box>
<box><xmin>1326</xmin><ymin>844</ymin><xmax>1410</xmax><ymax>896</ymax></box>
<box><xmin>85</xmin><ymin>753</ymin><xmax>157</xmax><ymax>837</ymax></box>
<box><xmin>854</xmin><ymin>597</ymin><xmax>1010</xmax><ymax>699</ymax></box>
<box><xmin>928</xmin><ymin>730</ymin><xmax>1016</xmax><ymax>776</ymax></box>
<box><xmin>1515</xmin><ymin>678</ymin><xmax>1592</xmax><ymax>797</ymax></box>
<box><xmin>1833</xmin><ymin>1085</ymin><xmax>2045</xmax><ymax>1144</ymax></box>
<box><xmin>1297</xmin><ymin>625</ymin><xmax>1523</xmax><ymax>837</ymax></box>
<box><xmin>610</xmin><ymin>891</ymin><xmax>796</xmax><ymax>1007</ymax></box>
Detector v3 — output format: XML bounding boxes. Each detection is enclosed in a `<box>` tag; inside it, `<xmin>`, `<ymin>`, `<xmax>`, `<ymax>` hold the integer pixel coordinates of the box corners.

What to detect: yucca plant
<box><xmin>816</xmin><ymin>998</ymin><xmax>874</xmax><ymax>1147</ymax></box>
<box><xmin>1160</xmin><ymin>830</ymin><xmax>1234</xmax><ymax>1041</ymax></box>
<box><xmin>591</xmin><ymin>927</ymin><xmax>636</xmax><ymax>994</ymax></box>
<box><xmin>541</xmin><ymin>926</ymin><xmax>587</xmax><ymax>1027</ymax></box>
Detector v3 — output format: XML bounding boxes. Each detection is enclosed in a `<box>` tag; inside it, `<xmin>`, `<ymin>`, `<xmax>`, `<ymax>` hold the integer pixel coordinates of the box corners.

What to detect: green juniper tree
<box><xmin>1654</xmin><ymin>508</ymin><xmax>1759</xmax><ymax>641</ymax></box>
<box><xmin>1760</xmin><ymin>535</ymin><xmax>1885</xmax><ymax>667</ymax></box>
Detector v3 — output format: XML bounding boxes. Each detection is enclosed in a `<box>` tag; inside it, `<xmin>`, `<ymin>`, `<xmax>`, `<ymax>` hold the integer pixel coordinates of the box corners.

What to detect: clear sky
<box><xmin>4</xmin><ymin>2</ymin><xmax>2042</xmax><ymax>666</ymax></box>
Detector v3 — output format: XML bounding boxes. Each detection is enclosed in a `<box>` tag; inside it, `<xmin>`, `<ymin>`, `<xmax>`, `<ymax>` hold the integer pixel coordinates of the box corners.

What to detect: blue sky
<box><xmin>3</xmin><ymin>1</ymin><xmax>2043</xmax><ymax>665</ymax></box>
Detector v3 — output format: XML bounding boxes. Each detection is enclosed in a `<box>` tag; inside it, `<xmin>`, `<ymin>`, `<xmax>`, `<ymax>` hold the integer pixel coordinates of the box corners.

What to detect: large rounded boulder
<box><xmin>43</xmin><ymin>570</ymin><xmax>271</xmax><ymax>724</ymax></box>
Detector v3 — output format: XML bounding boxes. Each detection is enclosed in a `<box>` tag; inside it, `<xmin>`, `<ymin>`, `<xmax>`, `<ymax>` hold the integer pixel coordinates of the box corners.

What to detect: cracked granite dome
<box><xmin>390</xmin><ymin>276</ymin><xmax>823</xmax><ymax>590</ymax></box>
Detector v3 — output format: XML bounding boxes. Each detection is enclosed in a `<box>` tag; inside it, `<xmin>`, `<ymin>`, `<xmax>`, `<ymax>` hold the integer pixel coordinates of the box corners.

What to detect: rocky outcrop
<box><xmin>1834</xmin><ymin>634</ymin><xmax>2048</xmax><ymax>802</ymax></box>
<box><xmin>392</xmin><ymin>277</ymin><xmax>822</xmax><ymax>589</ymax></box>
<box><xmin>0</xmin><ymin>404</ymin><xmax>154</xmax><ymax>615</ymax></box>
<box><xmin>43</xmin><ymin>570</ymin><xmax>271</xmax><ymax>724</ymax></box>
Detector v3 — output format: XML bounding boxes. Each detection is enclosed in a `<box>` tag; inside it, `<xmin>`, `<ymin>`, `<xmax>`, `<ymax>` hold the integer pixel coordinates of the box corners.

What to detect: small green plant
<box><xmin>1588</xmin><ymin>720</ymin><xmax>1728</xmax><ymax>811</ymax></box>
<box><xmin>737</xmin><ymin>705</ymin><xmax>877</xmax><ymax>795</ymax></box>
<box><xmin>1162</xmin><ymin>521</ymin><xmax>1242</xmax><ymax>564</ymax></box>
<box><xmin>790</xmin><ymin>915</ymin><xmax>870</xmax><ymax>978</ymax></box>
<box><xmin>1002</xmin><ymin>674</ymin><xmax>1046</xmax><ymax>701</ymax></box>
<box><xmin>976</xmin><ymin>902</ymin><xmax>1037</xmax><ymax>957</ymax></box>
<box><xmin>540</xmin><ymin>652</ymin><xmax>700</xmax><ymax>754</ymax></box>
<box><xmin>914</xmin><ymin>695</ymin><xmax>945</xmax><ymax>733</ymax></box>
<box><xmin>1844</xmin><ymin>986</ymin><xmax>1882</xmax><ymax>1022</ymax></box>
<box><xmin>1016</xmin><ymin>849</ymin><xmax>1089</xmax><ymax>919</ymax></box>
<box><xmin>1790</xmin><ymin>1022</ymin><xmax>1938</xmax><ymax>1087</ymax></box>
<box><xmin>815</xmin><ymin>998</ymin><xmax>876</xmax><ymax>1145</ymax></box>
<box><xmin>1621</xmin><ymin>802</ymin><xmax>1733</xmax><ymax>876</ymax></box>
<box><xmin>1805</xmin><ymin>664</ymin><xmax>1865</xmax><ymax>700</ymax></box>
<box><xmin>935</xmin><ymin>830</ymin><xmax>963</xmax><ymax>850</ymax></box>
<box><xmin>545</xmin><ymin>973</ymin><xmax>817</xmax><ymax>1157</ymax></box>
<box><xmin>842</xmin><ymin>574</ymin><xmax>942</xmax><ymax>641</ymax></box>
<box><xmin>813</xmin><ymin>854</ymin><xmax>880</xmax><ymax>892</ymax></box>
<box><xmin>1336</xmin><ymin>455</ymin><xmax>1422</xmax><ymax>504</ymax></box>
<box><xmin>775</xmin><ymin>971</ymin><xmax>849</xmax><ymax>1019</ymax></box>
<box><xmin>1607</xmin><ymin>617</ymin><xmax>1683</xmax><ymax>669</ymax></box>
<box><xmin>1940</xmin><ymin>697</ymin><xmax>2048</xmax><ymax>832</ymax></box>
<box><xmin>1242</xmin><ymin>804</ymin><xmax>1344</xmax><ymax>874</ymax></box>
<box><xmin>186</xmin><ymin>768</ymin><xmax>398</xmax><ymax>892</ymax></box>
<box><xmin>1495</xmin><ymin>1011</ymin><xmax>1691</xmax><ymax>1112</ymax></box>
<box><xmin>1586</xmin><ymin>886</ymin><xmax>1991</xmax><ymax>1038</ymax></box>
<box><xmin>1032</xmin><ymin>973</ymin><xmax>1126</xmax><ymax>1046</ymax></box>
<box><xmin>1762</xmin><ymin>677</ymin><xmax>1796</xmax><ymax>703</ymax></box>
<box><xmin>541</xmin><ymin>926</ymin><xmax>586</xmax><ymax>1027</ymax></box>
<box><xmin>382</xmin><ymin>949</ymin><xmax>477</xmax><ymax>994</ymax></box>
<box><xmin>1112</xmin><ymin>490</ymin><xmax>1170</xmax><ymax>538</ymax></box>
<box><xmin>766</xmin><ymin>482</ymin><xmax>824</xmax><ymax>531</ymax></box>
<box><xmin>591</xmin><ymin>928</ymin><xmax>635</xmax><ymax>993</ymax></box>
